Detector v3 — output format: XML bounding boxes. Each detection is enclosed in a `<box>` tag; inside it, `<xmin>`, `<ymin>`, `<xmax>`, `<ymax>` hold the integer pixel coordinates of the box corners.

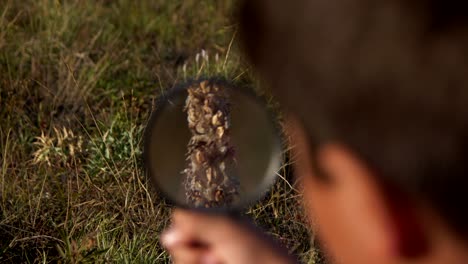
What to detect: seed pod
<box><xmin>195</xmin><ymin>150</ymin><xmax>205</xmax><ymax>164</ymax></box>
<box><xmin>206</xmin><ymin>167</ymin><xmax>212</xmax><ymax>183</ymax></box>
<box><xmin>216</xmin><ymin>126</ymin><xmax>224</xmax><ymax>138</ymax></box>
<box><xmin>212</xmin><ymin>113</ymin><xmax>220</xmax><ymax>126</ymax></box>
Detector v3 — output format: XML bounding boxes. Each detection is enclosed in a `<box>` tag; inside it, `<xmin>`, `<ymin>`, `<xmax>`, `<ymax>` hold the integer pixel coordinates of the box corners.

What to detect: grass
<box><xmin>0</xmin><ymin>0</ymin><xmax>324</xmax><ymax>263</ymax></box>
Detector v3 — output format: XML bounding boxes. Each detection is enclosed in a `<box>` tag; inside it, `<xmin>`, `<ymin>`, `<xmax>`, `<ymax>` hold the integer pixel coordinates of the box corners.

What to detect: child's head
<box><xmin>239</xmin><ymin>0</ymin><xmax>468</xmax><ymax>263</ymax></box>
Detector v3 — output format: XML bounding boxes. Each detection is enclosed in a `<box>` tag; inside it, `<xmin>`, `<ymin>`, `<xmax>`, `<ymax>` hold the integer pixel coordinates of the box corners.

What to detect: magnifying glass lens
<box><xmin>144</xmin><ymin>79</ymin><xmax>281</xmax><ymax>210</ymax></box>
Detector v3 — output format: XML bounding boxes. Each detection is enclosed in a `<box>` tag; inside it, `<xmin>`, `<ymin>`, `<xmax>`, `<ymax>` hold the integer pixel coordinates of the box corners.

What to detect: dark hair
<box><xmin>239</xmin><ymin>0</ymin><xmax>468</xmax><ymax>238</ymax></box>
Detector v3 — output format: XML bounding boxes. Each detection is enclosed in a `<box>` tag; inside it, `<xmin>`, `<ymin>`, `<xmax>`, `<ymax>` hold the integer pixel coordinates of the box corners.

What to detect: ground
<box><xmin>0</xmin><ymin>1</ymin><xmax>324</xmax><ymax>263</ymax></box>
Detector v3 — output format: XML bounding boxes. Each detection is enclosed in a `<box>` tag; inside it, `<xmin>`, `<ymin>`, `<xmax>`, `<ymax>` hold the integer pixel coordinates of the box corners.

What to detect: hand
<box><xmin>161</xmin><ymin>209</ymin><xmax>298</xmax><ymax>264</ymax></box>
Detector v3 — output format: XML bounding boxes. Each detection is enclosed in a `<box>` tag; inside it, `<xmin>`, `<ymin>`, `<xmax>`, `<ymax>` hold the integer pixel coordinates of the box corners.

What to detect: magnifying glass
<box><xmin>143</xmin><ymin>78</ymin><xmax>282</xmax><ymax>211</ymax></box>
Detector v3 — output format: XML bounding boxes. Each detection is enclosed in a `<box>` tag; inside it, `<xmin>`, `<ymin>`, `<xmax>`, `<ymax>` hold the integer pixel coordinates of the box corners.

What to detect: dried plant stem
<box><xmin>183</xmin><ymin>80</ymin><xmax>240</xmax><ymax>208</ymax></box>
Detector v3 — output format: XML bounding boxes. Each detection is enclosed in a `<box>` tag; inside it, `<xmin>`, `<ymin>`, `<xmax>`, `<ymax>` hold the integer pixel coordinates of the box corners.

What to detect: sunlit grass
<box><xmin>0</xmin><ymin>0</ymin><xmax>322</xmax><ymax>263</ymax></box>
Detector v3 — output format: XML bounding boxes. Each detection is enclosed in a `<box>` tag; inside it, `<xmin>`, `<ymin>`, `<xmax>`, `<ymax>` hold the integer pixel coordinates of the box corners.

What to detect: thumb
<box><xmin>161</xmin><ymin>209</ymin><xmax>242</xmax><ymax>249</ymax></box>
<box><xmin>171</xmin><ymin>209</ymin><xmax>245</xmax><ymax>242</ymax></box>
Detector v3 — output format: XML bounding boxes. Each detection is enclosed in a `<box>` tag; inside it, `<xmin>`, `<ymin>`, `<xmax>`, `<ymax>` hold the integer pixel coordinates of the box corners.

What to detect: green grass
<box><xmin>0</xmin><ymin>0</ymin><xmax>323</xmax><ymax>263</ymax></box>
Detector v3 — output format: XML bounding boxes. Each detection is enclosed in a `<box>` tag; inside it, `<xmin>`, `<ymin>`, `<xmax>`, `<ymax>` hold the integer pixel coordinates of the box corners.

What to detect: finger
<box><xmin>161</xmin><ymin>227</ymin><xmax>182</xmax><ymax>249</ymax></box>
<box><xmin>172</xmin><ymin>251</ymin><xmax>222</xmax><ymax>264</ymax></box>
<box><xmin>172</xmin><ymin>209</ymin><xmax>243</xmax><ymax>239</ymax></box>
<box><xmin>173</xmin><ymin>209</ymin><xmax>270</xmax><ymax>247</ymax></box>
<box><xmin>166</xmin><ymin>241</ymin><xmax>211</xmax><ymax>264</ymax></box>
<box><xmin>170</xmin><ymin>248</ymin><xmax>205</xmax><ymax>264</ymax></box>
<box><xmin>161</xmin><ymin>226</ymin><xmax>200</xmax><ymax>249</ymax></box>
<box><xmin>200</xmin><ymin>253</ymin><xmax>223</xmax><ymax>264</ymax></box>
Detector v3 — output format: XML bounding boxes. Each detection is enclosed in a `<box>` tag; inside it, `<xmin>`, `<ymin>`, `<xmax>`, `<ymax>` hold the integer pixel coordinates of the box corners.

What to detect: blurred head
<box><xmin>239</xmin><ymin>0</ymin><xmax>468</xmax><ymax>263</ymax></box>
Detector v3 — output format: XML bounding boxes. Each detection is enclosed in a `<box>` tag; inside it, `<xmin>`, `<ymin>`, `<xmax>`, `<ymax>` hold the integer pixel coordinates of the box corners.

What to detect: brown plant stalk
<box><xmin>183</xmin><ymin>80</ymin><xmax>240</xmax><ymax>208</ymax></box>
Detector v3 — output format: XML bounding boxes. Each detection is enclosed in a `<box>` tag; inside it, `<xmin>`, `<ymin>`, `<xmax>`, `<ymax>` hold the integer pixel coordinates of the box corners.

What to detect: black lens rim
<box><xmin>143</xmin><ymin>77</ymin><xmax>283</xmax><ymax>212</ymax></box>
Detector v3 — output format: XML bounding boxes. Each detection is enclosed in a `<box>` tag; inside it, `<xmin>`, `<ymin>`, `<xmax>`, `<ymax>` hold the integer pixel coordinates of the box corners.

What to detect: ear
<box><xmin>287</xmin><ymin>118</ymin><xmax>428</xmax><ymax>262</ymax></box>
<box><xmin>316</xmin><ymin>144</ymin><xmax>429</xmax><ymax>259</ymax></box>
<box><xmin>314</xmin><ymin>144</ymin><xmax>398</xmax><ymax>260</ymax></box>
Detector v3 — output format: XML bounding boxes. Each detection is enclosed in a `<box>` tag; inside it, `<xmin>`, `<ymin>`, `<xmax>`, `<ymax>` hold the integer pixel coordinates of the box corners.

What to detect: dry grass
<box><xmin>0</xmin><ymin>0</ymin><xmax>324</xmax><ymax>263</ymax></box>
